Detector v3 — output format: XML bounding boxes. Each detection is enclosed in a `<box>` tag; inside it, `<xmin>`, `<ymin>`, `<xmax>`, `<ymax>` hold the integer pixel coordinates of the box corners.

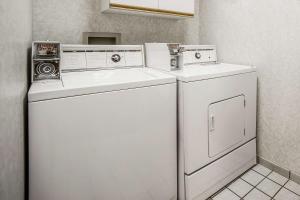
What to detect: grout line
<box><xmin>210</xmin><ymin>168</ymin><xmax>256</xmax><ymax>199</ymax></box>
<box><xmin>225</xmin><ymin>166</ymin><xmax>268</xmax><ymax>198</ymax></box>
<box><xmin>241</xmin><ymin>185</ymin><xmax>255</xmax><ymax>199</ymax></box>
<box><xmin>255</xmin><ymin>187</ymin><xmax>273</xmax><ymax>198</ymax></box>
<box><xmin>252</xmin><ymin>167</ymin><xmax>272</xmax><ymax>177</ymax></box>
<box><xmin>240</xmin><ymin>169</ymin><xmax>270</xmax><ymax>187</ymax></box>
<box><xmin>244</xmin><ymin>180</ymin><xmax>273</xmax><ymax>198</ymax></box>
<box><xmin>243</xmin><ymin>169</ymin><xmax>300</xmax><ymax>199</ymax></box>
<box><xmin>251</xmin><ymin>167</ymin><xmax>272</xmax><ymax>177</ymax></box>
<box><xmin>227</xmin><ymin>187</ymin><xmax>244</xmax><ymax>198</ymax></box>
<box><xmin>265</xmin><ymin>176</ymin><xmax>287</xmax><ymax>186</ymax></box>
<box><xmin>210</xmin><ymin>187</ymin><xmax>227</xmax><ymax>199</ymax></box>
<box><xmin>250</xmin><ymin>169</ymin><xmax>288</xmax><ymax>198</ymax></box>
<box><xmin>283</xmin><ymin>183</ymin><xmax>300</xmax><ymax>197</ymax></box>
<box><xmin>240</xmin><ymin>175</ymin><xmax>260</xmax><ymax>197</ymax></box>
<box><xmin>241</xmin><ymin>169</ymin><xmax>274</xmax><ymax>198</ymax></box>
<box><xmin>226</xmin><ymin>175</ymin><xmax>245</xmax><ymax>188</ymax></box>
<box><xmin>226</xmin><ymin>168</ymin><xmax>258</xmax><ymax>199</ymax></box>
<box><xmin>271</xmin><ymin>179</ymin><xmax>289</xmax><ymax>199</ymax></box>
<box><xmin>254</xmin><ymin>177</ymin><xmax>280</xmax><ymax>199</ymax></box>
<box><xmin>240</xmin><ymin>180</ymin><xmax>265</xmax><ymax>197</ymax></box>
<box><xmin>261</xmin><ymin>169</ymin><xmax>288</xmax><ymax>186</ymax></box>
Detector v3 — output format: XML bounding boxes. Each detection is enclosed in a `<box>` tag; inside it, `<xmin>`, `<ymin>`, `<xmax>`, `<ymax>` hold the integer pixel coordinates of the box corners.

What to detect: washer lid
<box><xmin>171</xmin><ymin>63</ymin><xmax>256</xmax><ymax>82</ymax></box>
<box><xmin>28</xmin><ymin>68</ymin><xmax>176</xmax><ymax>102</ymax></box>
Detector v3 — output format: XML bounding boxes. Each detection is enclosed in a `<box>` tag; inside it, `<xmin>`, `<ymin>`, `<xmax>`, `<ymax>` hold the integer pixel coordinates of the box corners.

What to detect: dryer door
<box><xmin>208</xmin><ymin>95</ymin><xmax>246</xmax><ymax>157</ymax></box>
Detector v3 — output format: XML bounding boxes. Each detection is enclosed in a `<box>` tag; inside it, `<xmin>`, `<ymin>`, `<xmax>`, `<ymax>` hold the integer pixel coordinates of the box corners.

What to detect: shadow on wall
<box><xmin>24</xmin><ymin>47</ymin><xmax>31</xmax><ymax>200</ymax></box>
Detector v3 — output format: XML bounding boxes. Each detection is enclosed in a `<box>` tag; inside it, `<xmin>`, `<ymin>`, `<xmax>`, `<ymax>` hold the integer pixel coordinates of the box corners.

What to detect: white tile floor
<box><xmin>208</xmin><ymin>164</ymin><xmax>300</xmax><ymax>200</ymax></box>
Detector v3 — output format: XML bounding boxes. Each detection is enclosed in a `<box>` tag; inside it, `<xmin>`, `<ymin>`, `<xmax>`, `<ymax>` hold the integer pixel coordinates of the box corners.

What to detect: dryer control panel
<box><xmin>182</xmin><ymin>45</ymin><xmax>217</xmax><ymax>65</ymax></box>
<box><xmin>144</xmin><ymin>43</ymin><xmax>218</xmax><ymax>72</ymax></box>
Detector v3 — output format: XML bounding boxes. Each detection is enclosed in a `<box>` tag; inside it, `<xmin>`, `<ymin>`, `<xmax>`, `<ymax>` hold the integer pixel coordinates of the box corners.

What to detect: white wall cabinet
<box><xmin>159</xmin><ymin>0</ymin><xmax>194</xmax><ymax>14</ymax></box>
<box><xmin>110</xmin><ymin>0</ymin><xmax>158</xmax><ymax>9</ymax></box>
<box><xmin>101</xmin><ymin>0</ymin><xmax>195</xmax><ymax>18</ymax></box>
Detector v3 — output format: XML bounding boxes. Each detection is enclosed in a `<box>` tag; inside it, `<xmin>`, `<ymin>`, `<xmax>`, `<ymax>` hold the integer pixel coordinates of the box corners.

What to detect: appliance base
<box><xmin>182</xmin><ymin>139</ymin><xmax>256</xmax><ymax>200</ymax></box>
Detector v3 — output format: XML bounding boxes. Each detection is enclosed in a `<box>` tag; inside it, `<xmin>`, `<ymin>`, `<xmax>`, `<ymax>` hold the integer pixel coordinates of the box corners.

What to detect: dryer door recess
<box><xmin>208</xmin><ymin>95</ymin><xmax>246</xmax><ymax>158</ymax></box>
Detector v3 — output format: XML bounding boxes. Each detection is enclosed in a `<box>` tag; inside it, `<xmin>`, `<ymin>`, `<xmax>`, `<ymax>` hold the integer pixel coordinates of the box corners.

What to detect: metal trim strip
<box><xmin>110</xmin><ymin>3</ymin><xmax>194</xmax><ymax>17</ymax></box>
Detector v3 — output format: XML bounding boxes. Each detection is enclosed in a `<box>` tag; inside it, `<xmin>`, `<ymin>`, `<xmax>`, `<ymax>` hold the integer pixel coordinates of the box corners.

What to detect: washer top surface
<box><xmin>170</xmin><ymin>63</ymin><xmax>256</xmax><ymax>82</ymax></box>
<box><xmin>28</xmin><ymin>68</ymin><xmax>175</xmax><ymax>102</ymax></box>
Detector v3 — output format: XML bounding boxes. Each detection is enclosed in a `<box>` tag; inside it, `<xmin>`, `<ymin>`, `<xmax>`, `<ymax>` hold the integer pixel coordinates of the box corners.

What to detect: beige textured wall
<box><xmin>199</xmin><ymin>0</ymin><xmax>300</xmax><ymax>175</ymax></box>
<box><xmin>33</xmin><ymin>0</ymin><xmax>199</xmax><ymax>44</ymax></box>
<box><xmin>0</xmin><ymin>0</ymin><xmax>32</xmax><ymax>199</ymax></box>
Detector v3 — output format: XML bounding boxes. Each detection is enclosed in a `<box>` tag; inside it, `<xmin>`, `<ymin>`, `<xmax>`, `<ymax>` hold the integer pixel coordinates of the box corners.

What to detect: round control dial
<box><xmin>111</xmin><ymin>54</ymin><xmax>121</xmax><ymax>63</ymax></box>
<box><xmin>36</xmin><ymin>63</ymin><xmax>57</xmax><ymax>75</ymax></box>
<box><xmin>195</xmin><ymin>52</ymin><xmax>201</xmax><ymax>59</ymax></box>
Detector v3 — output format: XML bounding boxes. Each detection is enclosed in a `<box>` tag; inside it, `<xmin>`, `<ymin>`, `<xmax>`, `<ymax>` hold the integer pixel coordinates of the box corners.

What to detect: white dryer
<box><xmin>28</xmin><ymin>45</ymin><xmax>177</xmax><ymax>200</ymax></box>
<box><xmin>145</xmin><ymin>44</ymin><xmax>257</xmax><ymax>200</ymax></box>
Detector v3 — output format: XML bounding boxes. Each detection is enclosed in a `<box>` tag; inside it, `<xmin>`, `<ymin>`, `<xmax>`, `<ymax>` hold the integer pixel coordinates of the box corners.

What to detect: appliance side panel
<box><xmin>247</xmin><ymin>71</ymin><xmax>257</xmax><ymax>140</ymax></box>
<box><xmin>28</xmin><ymin>83</ymin><xmax>177</xmax><ymax>200</ymax></box>
<box><xmin>178</xmin><ymin>81</ymin><xmax>186</xmax><ymax>200</ymax></box>
<box><xmin>144</xmin><ymin>43</ymin><xmax>171</xmax><ymax>71</ymax></box>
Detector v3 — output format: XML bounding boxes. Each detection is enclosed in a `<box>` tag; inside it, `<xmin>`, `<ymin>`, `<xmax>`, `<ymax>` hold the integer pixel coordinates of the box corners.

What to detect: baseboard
<box><xmin>257</xmin><ymin>156</ymin><xmax>290</xmax><ymax>178</ymax></box>
<box><xmin>257</xmin><ymin>156</ymin><xmax>300</xmax><ymax>184</ymax></box>
<box><xmin>291</xmin><ymin>172</ymin><xmax>300</xmax><ymax>184</ymax></box>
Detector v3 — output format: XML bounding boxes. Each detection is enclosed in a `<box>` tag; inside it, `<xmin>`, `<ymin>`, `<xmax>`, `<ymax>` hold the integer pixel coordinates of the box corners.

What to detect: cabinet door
<box><xmin>159</xmin><ymin>0</ymin><xmax>194</xmax><ymax>14</ymax></box>
<box><xmin>110</xmin><ymin>0</ymin><xmax>159</xmax><ymax>9</ymax></box>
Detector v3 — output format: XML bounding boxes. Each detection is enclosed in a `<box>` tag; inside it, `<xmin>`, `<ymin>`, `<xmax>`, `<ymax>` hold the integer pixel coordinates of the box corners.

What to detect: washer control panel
<box><xmin>31</xmin><ymin>41</ymin><xmax>61</xmax><ymax>82</ymax></box>
<box><xmin>61</xmin><ymin>45</ymin><xmax>144</xmax><ymax>71</ymax></box>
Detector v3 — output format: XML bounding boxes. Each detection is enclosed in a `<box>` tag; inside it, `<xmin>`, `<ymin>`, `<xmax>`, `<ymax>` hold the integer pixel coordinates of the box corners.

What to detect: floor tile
<box><xmin>285</xmin><ymin>180</ymin><xmax>300</xmax><ymax>195</ymax></box>
<box><xmin>274</xmin><ymin>188</ymin><xmax>300</xmax><ymax>200</ymax></box>
<box><xmin>212</xmin><ymin>188</ymin><xmax>240</xmax><ymax>200</ymax></box>
<box><xmin>241</xmin><ymin>170</ymin><xmax>265</xmax><ymax>186</ymax></box>
<box><xmin>252</xmin><ymin>164</ymin><xmax>272</xmax><ymax>176</ymax></box>
<box><xmin>244</xmin><ymin>188</ymin><xmax>271</xmax><ymax>200</ymax></box>
<box><xmin>209</xmin><ymin>165</ymin><xmax>300</xmax><ymax>200</ymax></box>
<box><xmin>267</xmin><ymin>171</ymin><xmax>288</xmax><ymax>185</ymax></box>
<box><xmin>228</xmin><ymin>178</ymin><xmax>253</xmax><ymax>197</ymax></box>
<box><xmin>256</xmin><ymin>178</ymin><xmax>281</xmax><ymax>197</ymax></box>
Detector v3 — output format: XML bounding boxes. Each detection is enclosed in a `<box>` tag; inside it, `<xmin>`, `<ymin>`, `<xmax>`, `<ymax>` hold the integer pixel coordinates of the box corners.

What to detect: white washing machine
<box><xmin>28</xmin><ymin>45</ymin><xmax>177</xmax><ymax>200</ymax></box>
<box><xmin>145</xmin><ymin>44</ymin><xmax>257</xmax><ymax>200</ymax></box>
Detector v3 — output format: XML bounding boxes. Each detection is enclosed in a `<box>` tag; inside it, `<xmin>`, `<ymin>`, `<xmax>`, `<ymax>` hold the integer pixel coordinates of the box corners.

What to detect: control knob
<box><xmin>111</xmin><ymin>54</ymin><xmax>121</xmax><ymax>63</ymax></box>
<box><xmin>195</xmin><ymin>52</ymin><xmax>201</xmax><ymax>59</ymax></box>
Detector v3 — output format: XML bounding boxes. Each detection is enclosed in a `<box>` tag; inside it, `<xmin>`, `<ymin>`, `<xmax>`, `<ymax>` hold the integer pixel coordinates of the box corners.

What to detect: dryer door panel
<box><xmin>208</xmin><ymin>95</ymin><xmax>245</xmax><ymax>157</ymax></box>
<box><xmin>179</xmin><ymin>72</ymin><xmax>257</xmax><ymax>174</ymax></box>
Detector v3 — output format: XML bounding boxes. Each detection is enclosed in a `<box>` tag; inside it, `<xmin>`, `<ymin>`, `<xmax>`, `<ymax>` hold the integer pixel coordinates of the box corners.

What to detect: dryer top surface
<box><xmin>171</xmin><ymin>63</ymin><xmax>256</xmax><ymax>82</ymax></box>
